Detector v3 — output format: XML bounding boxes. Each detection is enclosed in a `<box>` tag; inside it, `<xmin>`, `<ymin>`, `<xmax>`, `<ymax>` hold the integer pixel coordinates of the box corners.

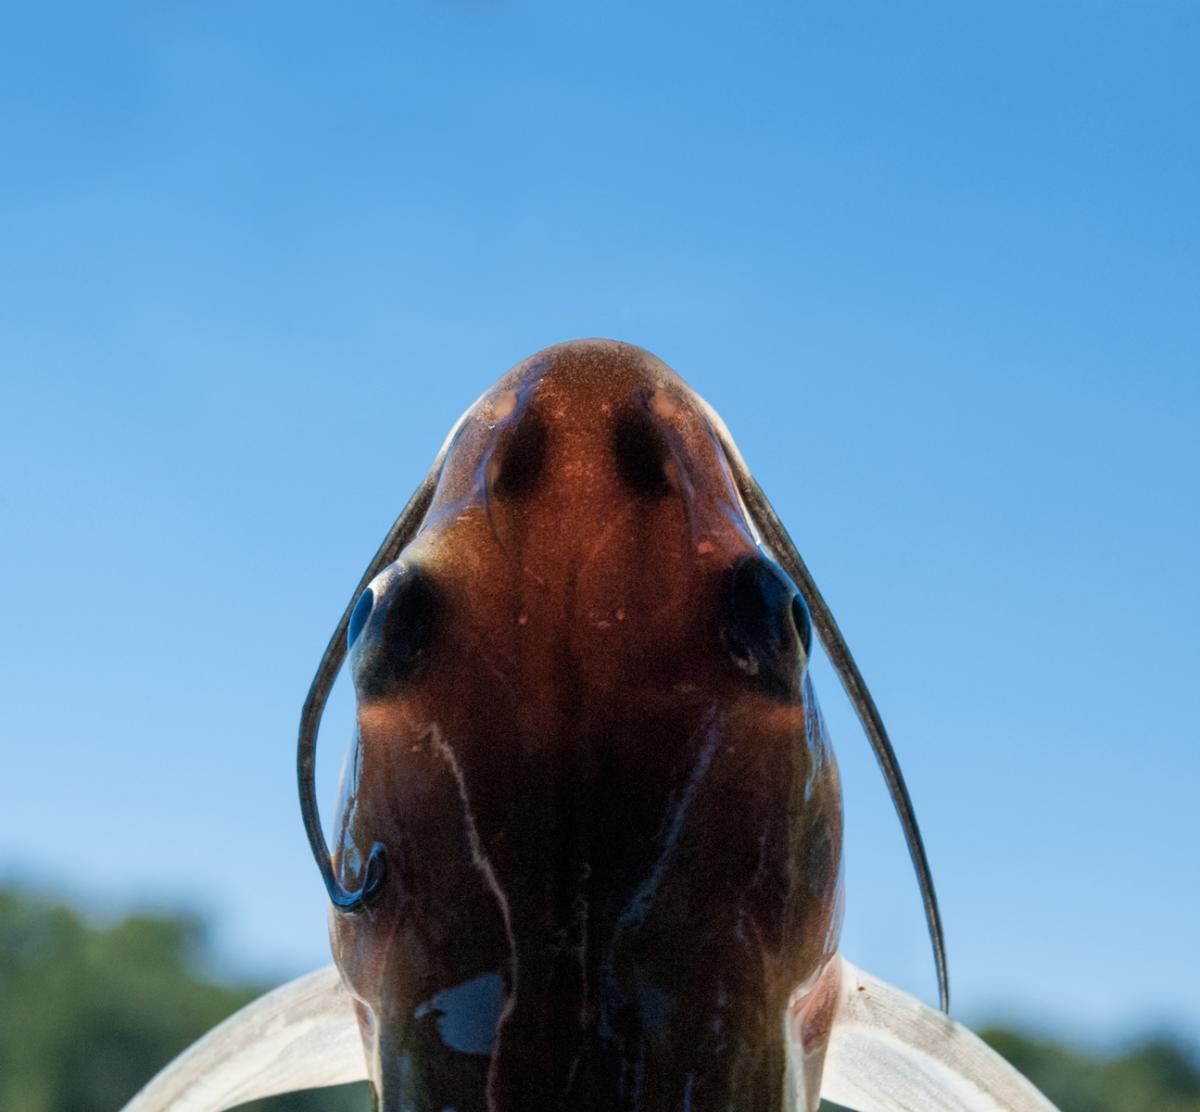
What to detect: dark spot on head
<box><xmin>351</xmin><ymin>565</ymin><xmax>442</xmax><ymax>700</ymax></box>
<box><xmin>612</xmin><ymin>404</ymin><xmax>671</xmax><ymax>497</ymax></box>
<box><xmin>719</xmin><ymin>554</ymin><xmax>806</xmax><ymax>701</ymax></box>
<box><xmin>493</xmin><ymin>409</ymin><xmax>549</xmax><ymax>499</ymax></box>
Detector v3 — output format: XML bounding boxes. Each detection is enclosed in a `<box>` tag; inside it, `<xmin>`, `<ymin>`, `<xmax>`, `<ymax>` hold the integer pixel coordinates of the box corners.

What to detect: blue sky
<box><xmin>2</xmin><ymin>0</ymin><xmax>1197</xmax><ymax>1046</ymax></box>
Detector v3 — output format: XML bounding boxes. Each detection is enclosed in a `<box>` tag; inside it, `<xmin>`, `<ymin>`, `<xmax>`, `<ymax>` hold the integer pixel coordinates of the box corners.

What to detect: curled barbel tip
<box><xmin>327</xmin><ymin>842</ymin><xmax>387</xmax><ymax>915</ymax></box>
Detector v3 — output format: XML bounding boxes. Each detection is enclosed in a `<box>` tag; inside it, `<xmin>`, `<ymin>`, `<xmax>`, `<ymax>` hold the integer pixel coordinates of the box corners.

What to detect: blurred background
<box><xmin>1</xmin><ymin>1</ymin><xmax>1197</xmax><ymax>1109</ymax></box>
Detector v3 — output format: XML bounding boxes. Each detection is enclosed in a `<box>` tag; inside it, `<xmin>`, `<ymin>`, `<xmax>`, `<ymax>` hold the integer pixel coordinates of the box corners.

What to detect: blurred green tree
<box><xmin>978</xmin><ymin>1025</ymin><xmax>1200</xmax><ymax>1112</ymax></box>
<box><xmin>3</xmin><ymin>887</ymin><xmax>1197</xmax><ymax>1111</ymax></box>
<box><xmin>0</xmin><ymin>889</ymin><xmax>368</xmax><ymax>1112</ymax></box>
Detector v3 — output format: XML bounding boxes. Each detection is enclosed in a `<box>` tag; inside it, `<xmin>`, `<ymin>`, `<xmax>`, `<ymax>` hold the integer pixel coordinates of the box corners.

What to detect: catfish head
<box><xmin>120</xmin><ymin>345</ymin><xmax>1020</xmax><ymax>1112</ymax></box>
<box><xmin>298</xmin><ymin>341</ymin><xmax>936</xmax><ymax>1111</ymax></box>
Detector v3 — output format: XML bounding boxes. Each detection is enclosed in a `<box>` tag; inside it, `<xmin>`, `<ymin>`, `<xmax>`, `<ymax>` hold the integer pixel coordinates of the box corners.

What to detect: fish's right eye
<box><xmin>348</xmin><ymin>587</ymin><xmax>374</xmax><ymax>650</ymax></box>
<box><xmin>351</xmin><ymin>566</ymin><xmax>442</xmax><ymax>700</ymax></box>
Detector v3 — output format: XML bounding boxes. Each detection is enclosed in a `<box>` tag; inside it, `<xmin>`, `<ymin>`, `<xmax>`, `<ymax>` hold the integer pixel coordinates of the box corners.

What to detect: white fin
<box><xmin>121</xmin><ymin>955</ymin><xmax>1057</xmax><ymax>1112</ymax></box>
<box><xmin>120</xmin><ymin>965</ymin><xmax>366</xmax><ymax>1112</ymax></box>
<box><xmin>820</xmin><ymin>956</ymin><xmax>1059</xmax><ymax>1111</ymax></box>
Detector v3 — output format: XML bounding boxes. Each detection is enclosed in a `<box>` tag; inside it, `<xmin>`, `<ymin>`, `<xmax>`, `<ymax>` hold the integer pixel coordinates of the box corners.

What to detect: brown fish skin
<box><xmin>331</xmin><ymin>340</ymin><xmax>844</xmax><ymax>1111</ymax></box>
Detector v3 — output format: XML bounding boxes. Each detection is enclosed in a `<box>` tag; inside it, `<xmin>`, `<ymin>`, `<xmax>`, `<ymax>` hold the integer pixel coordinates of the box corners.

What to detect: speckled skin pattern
<box><xmin>330</xmin><ymin>340</ymin><xmax>844</xmax><ymax>1111</ymax></box>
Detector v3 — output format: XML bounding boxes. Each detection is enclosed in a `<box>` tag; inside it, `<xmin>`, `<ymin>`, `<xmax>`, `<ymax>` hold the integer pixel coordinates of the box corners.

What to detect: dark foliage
<box><xmin>0</xmin><ymin>889</ymin><xmax>369</xmax><ymax>1112</ymax></box>
<box><xmin>976</xmin><ymin>1025</ymin><xmax>1200</xmax><ymax>1112</ymax></box>
<box><xmin>3</xmin><ymin>887</ymin><xmax>1197</xmax><ymax>1111</ymax></box>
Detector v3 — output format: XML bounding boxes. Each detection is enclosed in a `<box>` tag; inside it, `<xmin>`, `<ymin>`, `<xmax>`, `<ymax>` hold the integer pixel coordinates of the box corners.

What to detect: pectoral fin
<box><xmin>815</xmin><ymin>956</ymin><xmax>1059</xmax><ymax>1111</ymax></box>
<box><xmin>122</xmin><ymin>956</ymin><xmax>1058</xmax><ymax>1112</ymax></box>
<box><xmin>120</xmin><ymin>965</ymin><xmax>365</xmax><ymax>1112</ymax></box>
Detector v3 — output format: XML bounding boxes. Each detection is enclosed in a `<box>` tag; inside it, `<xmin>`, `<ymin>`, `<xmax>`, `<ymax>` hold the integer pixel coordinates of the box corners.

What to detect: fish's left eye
<box><xmin>791</xmin><ymin>593</ymin><xmax>813</xmax><ymax>660</ymax></box>
<box><xmin>720</xmin><ymin>554</ymin><xmax>809</xmax><ymax>701</ymax></box>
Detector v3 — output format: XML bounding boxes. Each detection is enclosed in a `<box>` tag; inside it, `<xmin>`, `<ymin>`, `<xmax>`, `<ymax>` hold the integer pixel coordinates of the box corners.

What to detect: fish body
<box><xmin>122</xmin><ymin>339</ymin><xmax>1056</xmax><ymax>1112</ymax></box>
<box><xmin>331</xmin><ymin>341</ymin><xmax>844</xmax><ymax>1110</ymax></box>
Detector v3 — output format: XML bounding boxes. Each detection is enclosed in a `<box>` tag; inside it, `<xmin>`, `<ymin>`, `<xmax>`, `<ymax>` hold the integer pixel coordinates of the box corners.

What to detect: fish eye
<box><xmin>347</xmin><ymin>587</ymin><xmax>374</xmax><ymax>650</ymax></box>
<box><xmin>351</xmin><ymin>566</ymin><xmax>442</xmax><ymax>700</ymax></box>
<box><xmin>720</xmin><ymin>554</ymin><xmax>807</xmax><ymax>700</ymax></box>
<box><xmin>791</xmin><ymin>593</ymin><xmax>813</xmax><ymax>660</ymax></box>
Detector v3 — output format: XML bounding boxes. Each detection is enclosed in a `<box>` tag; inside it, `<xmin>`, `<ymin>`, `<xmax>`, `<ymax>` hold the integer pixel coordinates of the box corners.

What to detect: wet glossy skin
<box><xmin>331</xmin><ymin>340</ymin><xmax>844</xmax><ymax>1111</ymax></box>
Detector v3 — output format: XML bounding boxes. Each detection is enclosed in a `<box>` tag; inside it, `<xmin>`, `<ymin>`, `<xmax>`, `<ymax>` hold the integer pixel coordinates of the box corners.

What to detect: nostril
<box><xmin>352</xmin><ymin>565</ymin><xmax>442</xmax><ymax>700</ymax></box>
<box><xmin>612</xmin><ymin>403</ymin><xmax>671</xmax><ymax>497</ymax></box>
<box><xmin>492</xmin><ymin>408</ymin><xmax>549</xmax><ymax>499</ymax></box>
<box><xmin>720</xmin><ymin>554</ymin><xmax>806</xmax><ymax>700</ymax></box>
